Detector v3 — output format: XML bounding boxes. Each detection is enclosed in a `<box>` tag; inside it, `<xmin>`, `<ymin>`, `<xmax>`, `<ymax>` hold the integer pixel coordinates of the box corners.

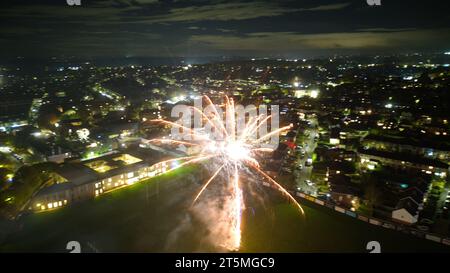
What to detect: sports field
<box><xmin>0</xmin><ymin>167</ymin><xmax>448</xmax><ymax>253</ymax></box>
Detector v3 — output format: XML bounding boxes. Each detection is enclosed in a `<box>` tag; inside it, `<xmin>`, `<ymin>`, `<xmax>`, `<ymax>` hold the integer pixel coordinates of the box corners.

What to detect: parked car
<box><xmin>417</xmin><ymin>225</ymin><xmax>429</xmax><ymax>232</ymax></box>
<box><xmin>419</xmin><ymin>218</ymin><xmax>434</xmax><ymax>225</ymax></box>
<box><xmin>382</xmin><ymin>223</ymin><xmax>396</xmax><ymax>229</ymax></box>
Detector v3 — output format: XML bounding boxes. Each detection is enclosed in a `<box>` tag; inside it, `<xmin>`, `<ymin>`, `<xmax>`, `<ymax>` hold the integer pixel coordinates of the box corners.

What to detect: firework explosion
<box><xmin>149</xmin><ymin>95</ymin><xmax>304</xmax><ymax>251</ymax></box>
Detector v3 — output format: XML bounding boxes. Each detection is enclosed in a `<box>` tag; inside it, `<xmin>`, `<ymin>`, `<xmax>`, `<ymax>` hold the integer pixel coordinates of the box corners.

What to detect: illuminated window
<box><xmin>330</xmin><ymin>138</ymin><xmax>340</xmax><ymax>145</ymax></box>
<box><xmin>48</xmin><ymin>203</ymin><xmax>53</xmax><ymax>209</ymax></box>
<box><xmin>41</xmin><ymin>205</ymin><xmax>46</xmax><ymax>210</ymax></box>
<box><xmin>64</xmin><ymin>200</ymin><xmax>67</xmax><ymax>204</ymax></box>
<box><xmin>53</xmin><ymin>202</ymin><xmax>58</xmax><ymax>207</ymax></box>
<box><xmin>95</xmin><ymin>190</ymin><xmax>99</xmax><ymax>195</ymax></box>
<box><xmin>127</xmin><ymin>172</ymin><xmax>134</xmax><ymax>178</ymax></box>
<box><xmin>108</xmin><ymin>178</ymin><xmax>112</xmax><ymax>182</ymax></box>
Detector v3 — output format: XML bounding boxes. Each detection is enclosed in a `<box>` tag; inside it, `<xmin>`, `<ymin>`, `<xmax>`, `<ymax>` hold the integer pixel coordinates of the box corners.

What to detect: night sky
<box><xmin>1</xmin><ymin>0</ymin><xmax>449</xmax><ymax>59</ymax></box>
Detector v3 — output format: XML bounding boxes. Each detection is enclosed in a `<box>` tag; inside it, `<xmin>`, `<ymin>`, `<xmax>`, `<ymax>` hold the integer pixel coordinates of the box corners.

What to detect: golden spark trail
<box><xmin>150</xmin><ymin>119</ymin><xmax>212</xmax><ymax>141</ymax></box>
<box><xmin>253</xmin><ymin>124</ymin><xmax>293</xmax><ymax>143</ymax></box>
<box><xmin>174</xmin><ymin>155</ymin><xmax>217</xmax><ymax>169</ymax></box>
<box><xmin>231</xmin><ymin>164</ymin><xmax>242</xmax><ymax>250</ymax></box>
<box><xmin>249</xmin><ymin>164</ymin><xmax>305</xmax><ymax>215</ymax></box>
<box><xmin>237</xmin><ymin>115</ymin><xmax>256</xmax><ymax>140</ymax></box>
<box><xmin>242</xmin><ymin>114</ymin><xmax>261</xmax><ymax>135</ymax></box>
<box><xmin>203</xmin><ymin>95</ymin><xmax>228</xmax><ymax>137</ymax></box>
<box><xmin>153</xmin><ymin>155</ymin><xmax>216</xmax><ymax>174</ymax></box>
<box><xmin>245</xmin><ymin>114</ymin><xmax>272</xmax><ymax>139</ymax></box>
<box><xmin>192</xmin><ymin>163</ymin><xmax>225</xmax><ymax>204</ymax></box>
<box><xmin>251</xmin><ymin>148</ymin><xmax>274</xmax><ymax>152</ymax></box>
<box><xmin>147</xmin><ymin>139</ymin><xmax>199</xmax><ymax>146</ymax></box>
<box><xmin>154</xmin><ymin>155</ymin><xmax>205</xmax><ymax>166</ymax></box>
<box><xmin>189</xmin><ymin>106</ymin><xmax>228</xmax><ymax>136</ymax></box>
<box><xmin>225</xmin><ymin>96</ymin><xmax>236</xmax><ymax>141</ymax></box>
<box><xmin>149</xmin><ymin>95</ymin><xmax>305</xmax><ymax>251</ymax></box>
<box><xmin>150</xmin><ymin>119</ymin><xmax>194</xmax><ymax>132</ymax></box>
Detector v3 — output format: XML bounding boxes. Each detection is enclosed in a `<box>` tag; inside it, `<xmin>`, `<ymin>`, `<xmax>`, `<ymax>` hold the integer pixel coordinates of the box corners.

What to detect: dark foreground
<box><xmin>0</xmin><ymin>168</ymin><xmax>448</xmax><ymax>253</ymax></box>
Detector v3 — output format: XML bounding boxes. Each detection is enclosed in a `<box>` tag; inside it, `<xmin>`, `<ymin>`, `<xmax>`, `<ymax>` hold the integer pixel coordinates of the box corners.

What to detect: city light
<box><xmin>0</xmin><ymin>2</ymin><xmax>449</xmax><ymax>255</ymax></box>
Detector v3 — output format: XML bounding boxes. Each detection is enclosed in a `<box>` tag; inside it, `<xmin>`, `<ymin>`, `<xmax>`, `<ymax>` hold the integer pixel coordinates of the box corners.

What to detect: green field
<box><xmin>241</xmin><ymin>200</ymin><xmax>449</xmax><ymax>252</ymax></box>
<box><xmin>0</xmin><ymin>167</ymin><xmax>448</xmax><ymax>253</ymax></box>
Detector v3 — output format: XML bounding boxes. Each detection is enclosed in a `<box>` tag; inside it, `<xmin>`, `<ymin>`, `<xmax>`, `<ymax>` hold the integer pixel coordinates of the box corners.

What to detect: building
<box><xmin>46</xmin><ymin>146</ymin><xmax>72</xmax><ymax>164</ymax></box>
<box><xmin>392</xmin><ymin>197</ymin><xmax>420</xmax><ymax>224</ymax></box>
<box><xmin>293</xmin><ymin>89</ymin><xmax>319</xmax><ymax>99</ymax></box>
<box><xmin>359</xmin><ymin>148</ymin><xmax>449</xmax><ymax>178</ymax></box>
<box><xmin>391</xmin><ymin>187</ymin><xmax>426</xmax><ymax>225</ymax></box>
<box><xmin>374</xmin><ymin>185</ymin><xmax>426</xmax><ymax>225</ymax></box>
<box><xmin>362</xmin><ymin>134</ymin><xmax>450</xmax><ymax>162</ymax></box>
<box><xmin>328</xmin><ymin>174</ymin><xmax>361</xmax><ymax>210</ymax></box>
<box><xmin>30</xmin><ymin>150</ymin><xmax>175</xmax><ymax>212</ymax></box>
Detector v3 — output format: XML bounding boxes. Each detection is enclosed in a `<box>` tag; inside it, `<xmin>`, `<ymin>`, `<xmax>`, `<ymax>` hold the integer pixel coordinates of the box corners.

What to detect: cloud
<box><xmin>188</xmin><ymin>29</ymin><xmax>450</xmax><ymax>52</ymax></box>
<box><xmin>133</xmin><ymin>2</ymin><xmax>301</xmax><ymax>23</ymax></box>
<box><xmin>357</xmin><ymin>28</ymin><xmax>417</xmax><ymax>32</ymax></box>
<box><xmin>1</xmin><ymin>0</ymin><xmax>449</xmax><ymax>58</ymax></box>
<box><xmin>133</xmin><ymin>0</ymin><xmax>159</xmax><ymax>4</ymax></box>
<box><xmin>299</xmin><ymin>3</ymin><xmax>351</xmax><ymax>11</ymax></box>
<box><xmin>0</xmin><ymin>1</ymin><xmax>301</xmax><ymax>27</ymax></box>
<box><xmin>217</xmin><ymin>28</ymin><xmax>235</xmax><ymax>33</ymax></box>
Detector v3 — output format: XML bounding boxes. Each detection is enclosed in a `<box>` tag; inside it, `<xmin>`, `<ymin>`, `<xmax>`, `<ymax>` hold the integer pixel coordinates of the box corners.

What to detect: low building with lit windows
<box><xmin>30</xmin><ymin>151</ymin><xmax>174</xmax><ymax>212</ymax></box>
<box><xmin>362</xmin><ymin>134</ymin><xmax>450</xmax><ymax>162</ymax></box>
<box><xmin>359</xmin><ymin>148</ymin><xmax>449</xmax><ymax>178</ymax></box>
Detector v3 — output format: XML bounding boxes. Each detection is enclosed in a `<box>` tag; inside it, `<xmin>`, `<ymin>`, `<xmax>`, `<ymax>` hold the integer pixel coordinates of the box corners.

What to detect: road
<box><xmin>436</xmin><ymin>186</ymin><xmax>450</xmax><ymax>217</ymax></box>
<box><xmin>294</xmin><ymin>114</ymin><xmax>319</xmax><ymax>195</ymax></box>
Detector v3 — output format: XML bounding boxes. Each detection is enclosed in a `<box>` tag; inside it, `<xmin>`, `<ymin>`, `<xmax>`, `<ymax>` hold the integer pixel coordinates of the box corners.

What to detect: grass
<box><xmin>0</xmin><ymin>167</ymin><xmax>448</xmax><ymax>253</ymax></box>
<box><xmin>0</xmin><ymin>165</ymin><xmax>200</xmax><ymax>252</ymax></box>
<box><xmin>241</xmin><ymin>194</ymin><xmax>449</xmax><ymax>252</ymax></box>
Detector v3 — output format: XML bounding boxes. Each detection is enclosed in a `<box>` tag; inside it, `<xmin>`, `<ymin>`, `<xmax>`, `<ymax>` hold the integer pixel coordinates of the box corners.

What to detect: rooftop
<box><xmin>365</xmin><ymin>133</ymin><xmax>450</xmax><ymax>152</ymax></box>
<box><xmin>82</xmin><ymin>153</ymin><xmax>142</xmax><ymax>173</ymax></box>
<box><xmin>54</xmin><ymin>163</ymin><xmax>99</xmax><ymax>186</ymax></box>
<box><xmin>359</xmin><ymin>148</ymin><xmax>449</xmax><ymax>169</ymax></box>
<box><xmin>35</xmin><ymin>182</ymin><xmax>73</xmax><ymax>197</ymax></box>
